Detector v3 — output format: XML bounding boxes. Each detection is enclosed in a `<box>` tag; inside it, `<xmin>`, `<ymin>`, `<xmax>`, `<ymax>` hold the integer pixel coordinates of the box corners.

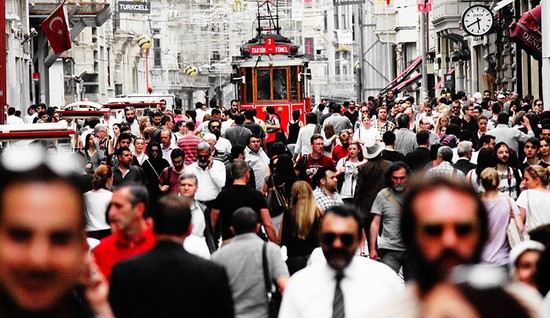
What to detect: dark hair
<box><xmin>160</xmin><ymin>114</ymin><xmax>173</xmax><ymax>126</ymax></box>
<box><xmin>234</xmin><ymin>115</ymin><xmax>245</xmax><ymax>125</ymax></box>
<box><xmin>154</xmin><ymin>195</ymin><xmax>192</xmax><ymax>235</ymax></box>
<box><xmin>347</xmin><ymin>140</ymin><xmax>364</xmax><ymax>161</ymax></box>
<box><xmin>208</xmin><ymin>119</ymin><xmax>221</xmax><ymax>130</ymax></box>
<box><xmin>479</xmin><ymin>134</ymin><xmax>495</xmax><ymax>147</ymax></box>
<box><xmin>230</xmin><ymin>145</ymin><xmax>246</xmax><ymax>160</ymax></box>
<box><xmin>116</xmin><ymin>146</ymin><xmax>132</xmax><ymax>156</ymax></box>
<box><xmin>446</xmin><ymin>124</ymin><xmax>462</xmax><ymax>138</ymax></box>
<box><xmin>84</xmin><ymin>133</ymin><xmax>95</xmax><ymax>151</ymax></box>
<box><xmin>273</xmin><ymin>154</ymin><xmax>298</xmax><ymax>186</ymax></box>
<box><xmin>497</xmin><ymin>112</ymin><xmax>510</xmax><ymax>125</ymax></box>
<box><xmin>170</xmin><ymin>148</ymin><xmax>184</xmax><ymax>161</ymax></box>
<box><xmin>322</xmin><ymin>204</ymin><xmax>362</xmax><ymax>238</ymax></box>
<box><xmin>310</xmin><ymin>133</ymin><xmax>323</xmax><ymax>144</ymax></box>
<box><xmin>416</xmin><ymin>130</ymin><xmax>430</xmax><ymax>145</ymax></box>
<box><xmin>396</xmin><ymin>113</ymin><xmax>410</xmax><ymax>128</ymax></box>
<box><xmin>312</xmin><ymin>166</ymin><xmax>336</xmax><ymax>189</ymax></box>
<box><xmin>382</xmin><ymin>131</ymin><xmax>396</xmax><ymax>145</ymax></box>
<box><xmin>115</xmin><ymin>184</ymin><xmax>150</xmax><ymax>218</ymax></box>
<box><xmin>247</xmin><ymin>134</ymin><xmax>261</xmax><ymax>146</ymax></box>
<box><xmin>456</xmin><ymin>283</ymin><xmax>532</xmax><ymax>317</ymax></box>
<box><xmin>475</xmin><ymin>148</ymin><xmax>496</xmax><ymax>183</ymax></box>
<box><xmin>491</xmin><ymin>103</ymin><xmax>502</xmax><ymax>115</ymax></box>
<box><xmin>525</xmin><ymin>137</ymin><xmax>540</xmax><ymax>149</ymax></box>
<box><xmin>305</xmin><ymin>112</ymin><xmax>318</xmax><ymax>125</ymax></box>
<box><xmin>292</xmin><ymin>109</ymin><xmax>301</xmax><ymax>121</ymax></box>
<box><xmin>231</xmin><ymin>207</ymin><xmax>259</xmax><ymax>235</ymax></box>
<box><xmin>147</xmin><ymin>141</ymin><xmax>162</xmax><ymax>157</ymax></box>
<box><xmin>244</xmin><ymin>109</ymin><xmax>255</xmax><ymax>120</ymax></box>
<box><xmin>211</xmin><ymin>108</ymin><xmax>221</xmax><ymax>116</ymax></box>
<box><xmin>385</xmin><ymin>161</ymin><xmax>410</xmax><ymax>187</ymax></box>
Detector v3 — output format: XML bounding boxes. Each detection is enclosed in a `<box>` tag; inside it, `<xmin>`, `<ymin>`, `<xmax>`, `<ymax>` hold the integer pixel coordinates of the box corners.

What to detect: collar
<box><xmin>114</xmin><ymin>226</ymin><xmax>153</xmax><ymax>247</ymax></box>
<box><xmin>233</xmin><ymin>233</ymin><xmax>260</xmax><ymax>241</ymax></box>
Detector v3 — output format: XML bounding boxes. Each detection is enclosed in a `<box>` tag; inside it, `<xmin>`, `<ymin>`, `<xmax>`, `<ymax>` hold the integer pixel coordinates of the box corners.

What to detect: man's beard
<box><xmin>392</xmin><ymin>185</ymin><xmax>406</xmax><ymax>193</ymax></box>
<box><xmin>496</xmin><ymin>157</ymin><xmax>508</xmax><ymax>165</ymax></box>
<box><xmin>211</xmin><ymin>130</ymin><xmax>220</xmax><ymax>139</ymax></box>
<box><xmin>126</xmin><ymin>117</ymin><xmax>135</xmax><ymax>124</ymax></box>
<box><xmin>412</xmin><ymin>247</ymin><xmax>480</xmax><ymax>295</ymax></box>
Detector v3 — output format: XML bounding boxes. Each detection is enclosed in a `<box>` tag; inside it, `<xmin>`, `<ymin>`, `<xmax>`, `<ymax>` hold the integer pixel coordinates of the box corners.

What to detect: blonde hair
<box><xmin>480</xmin><ymin>167</ymin><xmax>499</xmax><ymax>190</ymax></box>
<box><xmin>525</xmin><ymin>165</ymin><xmax>550</xmax><ymax>186</ymax></box>
<box><xmin>435</xmin><ymin>115</ymin><xmax>450</xmax><ymax>135</ymax></box>
<box><xmin>290</xmin><ymin>181</ymin><xmax>318</xmax><ymax>240</ymax></box>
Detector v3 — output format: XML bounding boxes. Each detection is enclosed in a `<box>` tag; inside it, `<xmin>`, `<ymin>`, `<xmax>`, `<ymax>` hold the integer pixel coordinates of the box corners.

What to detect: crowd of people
<box><xmin>1</xmin><ymin>90</ymin><xmax>550</xmax><ymax>317</ymax></box>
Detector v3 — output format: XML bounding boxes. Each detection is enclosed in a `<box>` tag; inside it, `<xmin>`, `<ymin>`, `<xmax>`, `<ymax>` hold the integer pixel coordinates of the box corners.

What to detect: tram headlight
<box><xmin>241</xmin><ymin>47</ymin><xmax>251</xmax><ymax>58</ymax></box>
<box><xmin>289</xmin><ymin>45</ymin><xmax>298</xmax><ymax>56</ymax></box>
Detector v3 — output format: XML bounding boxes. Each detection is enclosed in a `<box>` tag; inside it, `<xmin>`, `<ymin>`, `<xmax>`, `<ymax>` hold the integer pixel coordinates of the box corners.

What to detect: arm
<box><xmin>518</xmin><ymin>206</ymin><xmax>527</xmax><ymax>226</ymax></box>
<box><xmin>209</xmin><ymin>162</ymin><xmax>227</xmax><ymax>188</ymax></box>
<box><xmin>260</xmin><ymin>208</ymin><xmax>279</xmax><ymax>244</ymax></box>
<box><xmin>211</xmin><ymin>208</ymin><xmax>221</xmax><ymax>229</ymax></box>
<box><xmin>276</xmin><ymin>277</ymin><xmax>289</xmax><ymax>294</ymax></box>
<box><xmin>369</xmin><ymin>214</ymin><xmax>381</xmax><ymax>260</ymax></box>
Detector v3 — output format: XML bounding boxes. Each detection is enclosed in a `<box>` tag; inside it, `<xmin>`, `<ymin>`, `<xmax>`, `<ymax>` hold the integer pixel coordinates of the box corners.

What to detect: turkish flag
<box><xmin>40</xmin><ymin>4</ymin><xmax>71</xmax><ymax>54</ymax></box>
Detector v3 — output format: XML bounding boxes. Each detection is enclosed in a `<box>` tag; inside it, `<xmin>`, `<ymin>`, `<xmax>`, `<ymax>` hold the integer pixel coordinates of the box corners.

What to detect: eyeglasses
<box><xmin>361</xmin><ymin>111</ymin><xmax>369</xmax><ymax>114</ymax></box>
<box><xmin>210</xmin><ymin>126</ymin><xmax>221</xmax><ymax>129</ymax></box>
<box><xmin>321</xmin><ymin>232</ymin><xmax>355</xmax><ymax>246</ymax></box>
<box><xmin>417</xmin><ymin>222</ymin><xmax>477</xmax><ymax>238</ymax></box>
<box><xmin>536</xmin><ymin>103</ymin><xmax>543</xmax><ymax>106</ymax></box>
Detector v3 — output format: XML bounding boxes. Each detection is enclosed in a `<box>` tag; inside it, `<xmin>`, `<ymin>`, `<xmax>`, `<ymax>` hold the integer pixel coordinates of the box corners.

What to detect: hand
<box><xmin>160</xmin><ymin>185</ymin><xmax>169</xmax><ymax>193</ymax></box>
<box><xmin>208</xmin><ymin>157</ymin><xmax>214</xmax><ymax>169</ymax></box>
<box><xmin>369</xmin><ymin>250</ymin><xmax>378</xmax><ymax>260</ymax></box>
<box><xmin>81</xmin><ymin>255</ymin><xmax>114</xmax><ymax>317</ymax></box>
<box><xmin>522</xmin><ymin>116</ymin><xmax>531</xmax><ymax>129</ymax></box>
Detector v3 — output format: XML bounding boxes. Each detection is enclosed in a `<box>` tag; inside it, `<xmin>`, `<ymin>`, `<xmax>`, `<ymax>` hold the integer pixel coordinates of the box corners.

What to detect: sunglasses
<box><xmin>151</xmin><ymin>149</ymin><xmax>160</xmax><ymax>153</ymax></box>
<box><xmin>321</xmin><ymin>233</ymin><xmax>355</xmax><ymax>246</ymax></box>
<box><xmin>210</xmin><ymin>126</ymin><xmax>221</xmax><ymax>129</ymax></box>
<box><xmin>417</xmin><ymin>222</ymin><xmax>477</xmax><ymax>238</ymax></box>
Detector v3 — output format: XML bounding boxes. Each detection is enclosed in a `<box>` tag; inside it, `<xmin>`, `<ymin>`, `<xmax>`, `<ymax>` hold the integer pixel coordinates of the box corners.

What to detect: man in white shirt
<box><xmin>186</xmin><ymin>142</ymin><xmax>226</xmax><ymax>206</ymax></box>
<box><xmin>279</xmin><ymin>205</ymin><xmax>403</xmax><ymax>318</ymax></box>
<box><xmin>294</xmin><ymin>112</ymin><xmax>323</xmax><ymax>159</ymax></box>
<box><xmin>244</xmin><ymin>134</ymin><xmax>270</xmax><ymax>191</ymax></box>
<box><xmin>6</xmin><ymin>107</ymin><xmax>24</xmax><ymax>125</ymax></box>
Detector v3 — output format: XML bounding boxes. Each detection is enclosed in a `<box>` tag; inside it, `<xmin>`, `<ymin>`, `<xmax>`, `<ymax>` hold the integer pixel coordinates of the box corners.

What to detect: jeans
<box><xmin>378</xmin><ymin>248</ymin><xmax>415</xmax><ymax>281</ymax></box>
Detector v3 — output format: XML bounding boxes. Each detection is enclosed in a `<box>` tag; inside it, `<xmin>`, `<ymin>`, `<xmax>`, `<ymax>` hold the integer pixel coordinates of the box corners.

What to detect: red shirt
<box><xmin>332</xmin><ymin>144</ymin><xmax>349</xmax><ymax>162</ymax></box>
<box><xmin>92</xmin><ymin>227</ymin><xmax>156</xmax><ymax>279</ymax></box>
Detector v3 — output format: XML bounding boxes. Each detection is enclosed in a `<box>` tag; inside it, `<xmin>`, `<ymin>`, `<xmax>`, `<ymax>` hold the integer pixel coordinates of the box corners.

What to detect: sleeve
<box><xmin>515</xmin><ymin>190</ymin><xmax>527</xmax><ymax>209</ymax></box>
<box><xmin>278</xmin><ymin>278</ymin><xmax>300</xmax><ymax>318</ymax></box>
<box><xmin>294</xmin><ymin>129</ymin><xmax>304</xmax><ymax>154</ymax></box>
<box><xmin>268</xmin><ymin>242</ymin><xmax>290</xmax><ymax>279</ymax></box>
<box><xmin>336</xmin><ymin>158</ymin><xmax>345</xmax><ymax>171</ymax></box>
<box><xmin>158</xmin><ymin>167</ymin><xmax>168</xmax><ymax>185</ymax></box>
<box><xmin>370</xmin><ymin>191</ymin><xmax>385</xmax><ymax>216</ymax></box>
<box><xmin>209</xmin><ymin>162</ymin><xmax>227</xmax><ymax>188</ymax></box>
<box><xmin>108</xmin><ymin>265</ymin><xmax>130</xmax><ymax>318</ymax></box>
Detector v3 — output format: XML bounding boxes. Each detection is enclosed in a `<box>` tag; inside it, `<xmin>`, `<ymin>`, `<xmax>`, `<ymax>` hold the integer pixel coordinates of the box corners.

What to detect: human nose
<box><xmin>28</xmin><ymin>237</ymin><xmax>51</xmax><ymax>267</ymax></box>
<box><xmin>440</xmin><ymin>226</ymin><xmax>458</xmax><ymax>248</ymax></box>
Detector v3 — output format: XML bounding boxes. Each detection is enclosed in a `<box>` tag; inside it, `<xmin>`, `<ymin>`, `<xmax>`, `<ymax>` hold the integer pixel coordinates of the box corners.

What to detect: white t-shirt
<box><xmin>83</xmin><ymin>190</ymin><xmax>112</xmax><ymax>232</ymax></box>
<box><xmin>516</xmin><ymin>189</ymin><xmax>550</xmax><ymax>231</ymax></box>
<box><xmin>336</xmin><ymin>158</ymin><xmax>366</xmax><ymax>199</ymax></box>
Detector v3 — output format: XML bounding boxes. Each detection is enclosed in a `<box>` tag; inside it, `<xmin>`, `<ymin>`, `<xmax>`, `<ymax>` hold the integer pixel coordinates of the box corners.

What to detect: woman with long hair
<box><xmin>139</xmin><ymin>116</ymin><xmax>151</xmax><ymax>137</ymax></box>
<box><xmin>516</xmin><ymin>165</ymin><xmax>550</xmax><ymax>231</ymax></box>
<box><xmin>108</xmin><ymin>123</ymin><xmax>121</xmax><ymax>155</ymax></box>
<box><xmin>82</xmin><ymin>133</ymin><xmax>105</xmax><ymax>174</ymax></box>
<box><xmin>264</xmin><ymin>154</ymin><xmax>297</xmax><ymax>231</ymax></box>
<box><xmin>336</xmin><ymin>140</ymin><xmax>366</xmax><ymax>204</ymax></box>
<box><xmin>323</xmin><ymin>124</ymin><xmax>338</xmax><ymax>157</ymax></box>
<box><xmin>435</xmin><ymin>115</ymin><xmax>450</xmax><ymax>139</ymax></box>
<box><xmin>280</xmin><ymin>181</ymin><xmax>322</xmax><ymax>275</ymax></box>
<box><xmin>84</xmin><ymin>165</ymin><xmax>113</xmax><ymax>240</ymax></box>
<box><xmin>479</xmin><ymin>168</ymin><xmax>523</xmax><ymax>265</ymax></box>
<box><xmin>353</xmin><ymin>115</ymin><xmax>381</xmax><ymax>145</ymax></box>
<box><xmin>265</xmin><ymin>106</ymin><xmax>281</xmax><ymax>156</ymax></box>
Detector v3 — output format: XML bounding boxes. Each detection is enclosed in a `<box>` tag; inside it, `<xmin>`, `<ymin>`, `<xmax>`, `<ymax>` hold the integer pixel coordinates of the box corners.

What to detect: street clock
<box><xmin>461</xmin><ymin>5</ymin><xmax>494</xmax><ymax>36</ymax></box>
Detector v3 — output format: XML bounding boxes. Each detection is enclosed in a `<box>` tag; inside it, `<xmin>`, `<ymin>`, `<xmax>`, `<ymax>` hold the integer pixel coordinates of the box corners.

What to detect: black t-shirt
<box><xmin>213</xmin><ymin>185</ymin><xmax>267</xmax><ymax>239</ymax></box>
<box><xmin>381</xmin><ymin>149</ymin><xmax>406</xmax><ymax>163</ymax></box>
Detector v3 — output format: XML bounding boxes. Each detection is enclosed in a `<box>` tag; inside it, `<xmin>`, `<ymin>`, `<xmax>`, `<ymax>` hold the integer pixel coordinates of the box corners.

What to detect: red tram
<box><xmin>230</xmin><ymin>0</ymin><xmax>311</xmax><ymax>134</ymax></box>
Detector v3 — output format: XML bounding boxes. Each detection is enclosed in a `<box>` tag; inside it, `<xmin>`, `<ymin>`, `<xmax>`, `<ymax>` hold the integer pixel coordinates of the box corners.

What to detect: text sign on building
<box><xmin>418</xmin><ymin>0</ymin><xmax>433</xmax><ymax>12</ymax></box>
<box><xmin>249</xmin><ymin>38</ymin><xmax>290</xmax><ymax>55</ymax></box>
<box><xmin>333</xmin><ymin>0</ymin><xmax>364</xmax><ymax>6</ymax></box>
<box><xmin>118</xmin><ymin>1</ymin><xmax>151</xmax><ymax>14</ymax></box>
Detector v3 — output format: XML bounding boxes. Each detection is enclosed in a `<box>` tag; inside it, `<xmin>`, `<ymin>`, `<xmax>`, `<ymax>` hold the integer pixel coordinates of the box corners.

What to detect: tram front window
<box><xmin>257</xmin><ymin>70</ymin><xmax>271</xmax><ymax>100</ymax></box>
<box><xmin>273</xmin><ymin>69</ymin><xmax>287</xmax><ymax>100</ymax></box>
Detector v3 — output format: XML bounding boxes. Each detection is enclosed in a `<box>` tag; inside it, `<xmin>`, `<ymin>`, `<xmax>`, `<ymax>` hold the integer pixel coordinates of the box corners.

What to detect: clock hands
<box><xmin>467</xmin><ymin>18</ymin><xmax>481</xmax><ymax>29</ymax></box>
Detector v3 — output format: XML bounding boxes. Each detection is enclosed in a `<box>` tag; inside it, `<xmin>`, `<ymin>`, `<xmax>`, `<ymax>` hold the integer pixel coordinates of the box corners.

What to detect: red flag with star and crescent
<box><xmin>40</xmin><ymin>4</ymin><xmax>71</xmax><ymax>54</ymax></box>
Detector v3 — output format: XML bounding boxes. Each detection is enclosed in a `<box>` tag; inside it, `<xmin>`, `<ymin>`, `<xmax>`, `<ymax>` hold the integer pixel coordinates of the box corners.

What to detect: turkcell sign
<box><xmin>118</xmin><ymin>1</ymin><xmax>151</xmax><ymax>13</ymax></box>
<box><xmin>333</xmin><ymin>0</ymin><xmax>364</xmax><ymax>6</ymax></box>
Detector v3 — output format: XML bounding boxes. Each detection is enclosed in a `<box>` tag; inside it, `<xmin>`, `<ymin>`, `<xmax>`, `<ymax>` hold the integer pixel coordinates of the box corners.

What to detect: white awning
<box><xmin>493</xmin><ymin>0</ymin><xmax>514</xmax><ymax>12</ymax></box>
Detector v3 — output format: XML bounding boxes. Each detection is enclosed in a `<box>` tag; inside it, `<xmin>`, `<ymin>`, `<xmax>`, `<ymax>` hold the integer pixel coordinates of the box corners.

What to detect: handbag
<box><xmin>505</xmin><ymin>197</ymin><xmax>524</xmax><ymax>248</ymax></box>
<box><xmin>266</xmin><ymin>175</ymin><xmax>288</xmax><ymax>217</ymax></box>
<box><xmin>262</xmin><ymin>242</ymin><xmax>282</xmax><ymax>318</ymax></box>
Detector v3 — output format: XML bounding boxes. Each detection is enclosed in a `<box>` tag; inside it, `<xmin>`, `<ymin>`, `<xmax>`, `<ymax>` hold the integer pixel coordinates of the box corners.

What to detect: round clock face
<box><xmin>462</xmin><ymin>5</ymin><xmax>494</xmax><ymax>36</ymax></box>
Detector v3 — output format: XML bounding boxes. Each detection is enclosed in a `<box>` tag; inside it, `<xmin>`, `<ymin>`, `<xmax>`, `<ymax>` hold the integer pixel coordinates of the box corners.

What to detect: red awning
<box><xmin>434</xmin><ymin>68</ymin><xmax>455</xmax><ymax>90</ymax></box>
<box><xmin>395</xmin><ymin>72</ymin><xmax>421</xmax><ymax>93</ymax></box>
<box><xmin>380</xmin><ymin>55</ymin><xmax>422</xmax><ymax>94</ymax></box>
<box><xmin>509</xmin><ymin>5</ymin><xmax>541</xmax><ymax>60</ymax></box>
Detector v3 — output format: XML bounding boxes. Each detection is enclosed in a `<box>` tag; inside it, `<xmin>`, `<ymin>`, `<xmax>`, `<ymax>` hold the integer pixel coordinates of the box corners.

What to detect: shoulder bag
<box><xmin>506</xmin><ymin>197</ymin><xmax>524</xmax><ymax>248</ymax></box>
<box><xmin>266</xmin><ymin>175</ymin><xmax>288</xmax><ymax>217</ymax></box>
<box><xmin>262</xmin><ymin>242</ymin><xmax>282</xmax><ymax>318</ymax></box>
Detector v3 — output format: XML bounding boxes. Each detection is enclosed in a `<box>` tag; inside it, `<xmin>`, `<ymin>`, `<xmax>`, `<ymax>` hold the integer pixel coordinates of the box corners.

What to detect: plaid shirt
<box><xmin>426</xmin><ymin>161</ymin><xmax>465</xmax><ymax>179</ymax></box>
<box><xmin>371</xmin><ymin>119</ymin><xmax>396</xmax><ymax>136</ymax></box>
<box><xmin>313</xmin><ymin>187</ymin><xmax>344</xmax><ymax>211</ymax></box>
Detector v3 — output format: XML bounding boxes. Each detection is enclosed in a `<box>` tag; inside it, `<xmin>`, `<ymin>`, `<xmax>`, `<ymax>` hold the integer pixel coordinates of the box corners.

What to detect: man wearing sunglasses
<box><xmin>279</xmin><ymin>205</ymin><xmax>402</xmax><ymax>318</ymax></box>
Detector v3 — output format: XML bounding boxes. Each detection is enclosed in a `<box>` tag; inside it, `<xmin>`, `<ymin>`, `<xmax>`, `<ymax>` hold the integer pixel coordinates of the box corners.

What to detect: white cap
<box><xmin>497</xmin><ymin>94</ymin><xmax>506</xmax><ymax>99</ymax></box>
<box><xmin>509</xmin><ymin>240</ymin><xmax>545</xmax><ymax>266</ymax></box>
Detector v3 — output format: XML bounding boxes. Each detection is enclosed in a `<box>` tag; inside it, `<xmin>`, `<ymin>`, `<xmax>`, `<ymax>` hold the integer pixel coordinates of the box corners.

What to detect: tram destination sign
<box><xmin>249</xmin><ymin>38</ymin><xmax>290</xmax><ymax>55</ymax></box>
<box><xmin>333</xmin><ymin>0</ymin><xmax>364</xmax><ymax>6</ymax></box>
<box><xmin>118</xmin><ymin>1</ymin><xmax>151</xmax><ymax>13</ymax></box>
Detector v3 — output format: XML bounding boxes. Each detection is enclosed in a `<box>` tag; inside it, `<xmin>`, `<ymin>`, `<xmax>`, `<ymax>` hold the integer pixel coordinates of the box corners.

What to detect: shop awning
<box><xmin>434</xmin><ymin>68</ymin><xmax>455</xmax><ymax>90</ymax></box>
<box><xmin>394</xmin><ymin>72</ymin><xmax>421</xmax><ymax>94</ymax></box>
<box><xmin>509</xmin><ymin>5</ymin><xmax>541</xmax><ymax>60</ymax></box>
<box><xmin>379</xmin><ymin>55</ymin><xmax>422</xmax><ymax>95</ymax></box>
<box><xmin>493</xmin><ymin>0</ymin><xmax>514</xmax><ymax>12</ymax></box>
